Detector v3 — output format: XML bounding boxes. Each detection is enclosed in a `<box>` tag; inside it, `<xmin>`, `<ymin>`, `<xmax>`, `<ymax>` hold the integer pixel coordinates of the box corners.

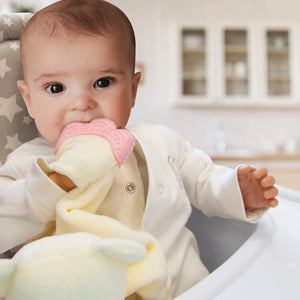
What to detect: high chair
<box><xmin>1</xmin><ymin>13</ymin><xmax>300</xmax><ymax>300</ymax></box>
<box><xmin>0</xmin><ymin>13</ymin><xmax>39</xmax><ymax>166</ymax></box>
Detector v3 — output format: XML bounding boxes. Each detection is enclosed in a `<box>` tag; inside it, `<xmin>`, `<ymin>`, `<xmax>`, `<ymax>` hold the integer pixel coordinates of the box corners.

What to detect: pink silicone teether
<box><xmin>54</xmin><ymin>119</ymin><xmax>135</xmax><ymax>167</ymax></box>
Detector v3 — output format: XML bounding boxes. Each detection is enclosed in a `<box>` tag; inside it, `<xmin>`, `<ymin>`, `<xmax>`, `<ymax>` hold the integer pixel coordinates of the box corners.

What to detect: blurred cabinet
<box><xmin>266</xmin><ymin>30</ymin><xmax>290</xmax><ymax>96</ymax></box>
<box><xmin>224</xmin><ymin>29</ymin><xmax>249</xmax><ymax>96</ymax></box>
<box><xmin>172</xmin><ymin>23</ymin><xmax>300</xmax><ymax>107</ymax></box>
<box><xmin>182</xmin><ymin>29</ymin><xmax>207</xmax><ymax>95</ymax></box>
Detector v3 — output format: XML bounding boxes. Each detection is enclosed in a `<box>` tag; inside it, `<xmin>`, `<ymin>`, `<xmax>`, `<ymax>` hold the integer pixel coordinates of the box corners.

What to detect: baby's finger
<box><xmin>263</xmin><ymin>186</ymin><xmax>278</xmax><ymax>199</ymax></box>
<box><xmin>238</xmin><ymin>165</ymin><xmax>251</xmax><ymax>175</ymax></box>
<box><xmin>238</xmin><ymin>165</ymin><xmax>254</xmax><ymax>178</ymax></box>
<box><xmin>267</xmin><ymin>198</ymin><xmax>279</xmax><ymax>208</ymax></box>
<box><xmin>261</xmin><ymin>175</ymin><xmax>276</xmax><ymax>188</ymax></box>
<box><xmin>254</xmin><ymin>167</ymin><xmax>268</xmax><ymax>180</ymax></box>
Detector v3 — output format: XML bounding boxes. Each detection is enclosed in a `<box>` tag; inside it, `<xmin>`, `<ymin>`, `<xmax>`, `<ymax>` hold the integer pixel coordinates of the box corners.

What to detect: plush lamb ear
<box><xmin>97</xmin><ymin>239</ymin><xmax>147</xmax><ymax>265</ymax></box>
<box><xmin>0</xmin><ymin>259</ymin><xmax>16</xmax><ymax>297</ymax></box>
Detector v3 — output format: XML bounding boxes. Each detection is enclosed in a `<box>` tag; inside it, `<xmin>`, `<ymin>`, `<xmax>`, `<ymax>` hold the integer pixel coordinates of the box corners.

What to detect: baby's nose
<box><xmin>70</xmin><ymin>95</ymin><xmax>96</xmax><ymax>111</ymax></box>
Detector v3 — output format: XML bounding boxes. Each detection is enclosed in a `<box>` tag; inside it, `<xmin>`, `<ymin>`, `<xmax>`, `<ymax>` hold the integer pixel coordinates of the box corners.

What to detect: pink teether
<box><xmin>54</xmin><ymin>119</ymin><xmax>135</xmax><ymax>167</ymax></box>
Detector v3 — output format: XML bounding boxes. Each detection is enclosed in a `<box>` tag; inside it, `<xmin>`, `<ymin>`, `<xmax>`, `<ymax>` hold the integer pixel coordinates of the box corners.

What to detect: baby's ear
<box><xmin>0</xmin><ymin>259</ymin><xmax>16</xmax><ymax>297</ymax></box>
<box><xmin>17</xmin><ymin>80</ymin><xmax>34</xmax><ymax>118</ymax></box>
<box><xmin>131</xmin><ymin>72</ymin><xmax>141</xmax><ymax>108</ymax></box>
<box><xmin>97</xmin><ymin>239</ymin><xmax>146</xmax><ymax>265</ymax></box>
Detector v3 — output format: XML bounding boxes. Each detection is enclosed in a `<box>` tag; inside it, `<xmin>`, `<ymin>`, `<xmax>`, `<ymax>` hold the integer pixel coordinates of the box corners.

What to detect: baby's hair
<box><xmin>20</xmin><ymin>0</ymin><xmax>136</xmax><ymax>73</ymax></box>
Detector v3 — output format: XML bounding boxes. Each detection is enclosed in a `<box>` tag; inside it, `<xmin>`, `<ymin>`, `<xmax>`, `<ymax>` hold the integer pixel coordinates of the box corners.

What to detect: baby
<box><xmin>0</xmin><ymin>0</ymin><xmax>278</xmax><ymax>298</ymax></box>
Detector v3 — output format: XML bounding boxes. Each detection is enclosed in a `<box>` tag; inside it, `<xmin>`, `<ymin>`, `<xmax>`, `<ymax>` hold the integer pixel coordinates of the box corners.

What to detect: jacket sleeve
<box><xmin>163</xmin><ymin>126</ymin><xmax>266</xmax><ymax>223</ymax></box>
<box><xmin>0</xmin><ymin>140</ymin><xmax>66</xmax><ymax>253</ymax></box>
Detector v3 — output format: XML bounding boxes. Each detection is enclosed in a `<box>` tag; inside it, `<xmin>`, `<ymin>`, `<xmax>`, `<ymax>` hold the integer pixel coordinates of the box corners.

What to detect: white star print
<box><xmin>0</xmin><ymin>95</ymin><xmax>23</xmax><ymax>122</ymax></box>
<box><xmin>3</xmin><ymin>17</ymin><xmax>13</xmax><ymax>27</ymax></box>
<box><xmin>9</xmin><ymin>42</ymin><xmax>19</xmax><ymax>51</ymax></box>
<box><xmin>5</xmin><ymin>134</ymin><xmax>22</xmax><ymax>152</ymax></box>
<box><xmin>0</xmin><ymin>58</ymin><xmax>11</xmax><ymax>79</ymax></box>
<box><xmin>0</xmin><ymin>31</ymin><xmax>3</xmax><ymax>42</ymax></box>
<box><xmin>20</xmin><ymin>15</ymin><xmax>28</xmax><ymax>22</ymax></box>
<box><xmin>23</xmin><ymin>115</ymin><xmax>32</xmax><ymax>125</ymax></box>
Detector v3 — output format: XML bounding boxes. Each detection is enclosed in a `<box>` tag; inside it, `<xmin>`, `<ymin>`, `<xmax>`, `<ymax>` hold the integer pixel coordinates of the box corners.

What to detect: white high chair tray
<box><xmin>176</xmin><ymin>186</ymin><xmax>300</xmax><ymax>300</ymax></box>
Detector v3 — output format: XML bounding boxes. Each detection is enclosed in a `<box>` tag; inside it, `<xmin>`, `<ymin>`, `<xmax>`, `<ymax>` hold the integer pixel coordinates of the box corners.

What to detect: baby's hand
<box><xmin>55</xmin><ymin>118</ymin><xmax>135</xmax><ymax>167</ymax></box>
<box><xmin>50</xmin><ymin>118</ymin><xmax>135</xmax><ymax>191</ymax></box>
<box><xmin>238</xmin><ymin>165</ymin><xmax>278</xmax><ymax>210</ymax></box>
<box><xmin>48</xmin><ymin>172</ymin><xmax>76</xmax><ymax>192</ymax></box>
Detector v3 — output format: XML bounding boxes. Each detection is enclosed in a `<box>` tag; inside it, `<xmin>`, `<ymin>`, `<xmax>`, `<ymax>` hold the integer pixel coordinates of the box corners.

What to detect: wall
<box><xmin>2</xmin><ymin>0</ymin><xmax>300</xmax><ymax>154</ymax></box>
<box><xmin>109</xmin><ymin>0</ymin><xmax>300</xmax><ymax>154</ymax></box>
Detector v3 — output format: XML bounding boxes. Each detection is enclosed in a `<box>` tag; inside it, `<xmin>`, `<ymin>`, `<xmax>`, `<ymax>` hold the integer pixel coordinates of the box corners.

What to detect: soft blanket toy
<box><xmin>49</xmin><ymin>119</ymin><xmax>171</xmax><ymax>299</ymax></box>
<box><xmin>0</xmin><ymin>119</ymin><xmax>170</xmax><ymax>300</ymax></box>
<box><xmin>0</xmin><ymin>232</ymin><xmax>146</xmax><ymax>300</ymax></box>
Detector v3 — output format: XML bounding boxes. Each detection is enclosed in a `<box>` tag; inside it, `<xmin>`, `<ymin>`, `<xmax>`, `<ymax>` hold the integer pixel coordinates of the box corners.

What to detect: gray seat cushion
<box><xmin>0</xmin><ymin>13</ymin><xmax>39</xmax><ymax>165</ymax></box>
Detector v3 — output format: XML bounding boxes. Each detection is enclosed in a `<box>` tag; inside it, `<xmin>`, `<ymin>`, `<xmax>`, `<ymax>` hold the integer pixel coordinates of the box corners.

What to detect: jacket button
<box><xmin>125</xmin><ymin>182</ymin><xmax>136</xmax><ymax>194</ymax></box>
<box><xmin>157</xmin><ymin>184</ymin><xmax>165</xmax><ymax>195</ymax></box>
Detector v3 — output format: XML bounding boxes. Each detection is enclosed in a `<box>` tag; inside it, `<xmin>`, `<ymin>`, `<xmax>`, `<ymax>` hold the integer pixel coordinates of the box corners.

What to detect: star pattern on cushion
<box><xmin>3</xmin><ymin>17</ymin><xmax>13</xmax><ymax>28</ymax></box>
<box><xmin>9</xmin><ymin>42</ymin><xmax>19</xmax><ymax>51</ymax></box>
<box><xmin>0</xmin><ymin>58</ymin><xmax>11</xmax><ymax>79</ymax></box>
<box><xmin>5</xmin><ymin>134</ymin><xmax>22</xmax><ymax>152</ymax></box>
<box><xmin>0</xmin><ymin>95</ymin><xmax>23</xmax><ymax>122</ymax></box>
<box><xmin>0</xmin><ymin>13</ymin><xmax>39</xmax><ymax>164</ymax></box>
<box><xmin>23</xmin><ymin>115</ymin><xmax>32</xmax><ymax>125</ymax></box>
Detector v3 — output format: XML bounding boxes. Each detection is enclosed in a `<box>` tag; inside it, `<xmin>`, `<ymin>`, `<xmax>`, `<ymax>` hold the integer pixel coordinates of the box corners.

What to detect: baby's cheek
<box><xmin>38</xmin><ymin>125</ymin><xmax>61</xmax><ymax>145</ymax></box>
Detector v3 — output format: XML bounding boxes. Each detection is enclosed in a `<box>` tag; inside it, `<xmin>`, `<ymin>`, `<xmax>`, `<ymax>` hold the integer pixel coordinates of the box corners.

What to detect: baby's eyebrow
<box><xmin>34</xmin><ymin>69</ymin><xmax>125</xmax><ymax>83</ymax></box>
<box><xmin>34</xmin><ymin>72</ymin><xmax>68</xmax><ymax>83</ymax></box>
<box><xmin>99</xmin><ymin>68</ymin><xmax>125</xmax><ymax>75</ymax></box>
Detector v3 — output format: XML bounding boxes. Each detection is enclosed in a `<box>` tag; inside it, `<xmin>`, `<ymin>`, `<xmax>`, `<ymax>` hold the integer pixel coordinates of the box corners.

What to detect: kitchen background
<box><xmin>1</xmin><ymin>0</ymin><xmax>300</xmax><ymax>189</ymax></box>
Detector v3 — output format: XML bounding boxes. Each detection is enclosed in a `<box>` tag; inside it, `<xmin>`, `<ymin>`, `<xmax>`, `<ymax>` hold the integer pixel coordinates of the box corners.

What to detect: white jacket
<box><xmin>0</xmin><ymin>123</ymin><xmax>264</xmax><ymax>297</ymax></box>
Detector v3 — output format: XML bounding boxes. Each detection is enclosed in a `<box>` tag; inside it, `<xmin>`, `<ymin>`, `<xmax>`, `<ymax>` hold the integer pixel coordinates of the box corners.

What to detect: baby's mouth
<box><xmin>67</xmin><ymin>117</ymin><xmax>99</xmax><ymax>125</ymax></box>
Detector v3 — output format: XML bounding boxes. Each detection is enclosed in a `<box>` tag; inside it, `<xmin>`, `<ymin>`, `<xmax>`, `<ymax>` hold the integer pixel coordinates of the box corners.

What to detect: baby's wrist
<box><xmin>48</xmin><ymin>172</ymin><xmax>76</xmax><ymax>192</ymax></box>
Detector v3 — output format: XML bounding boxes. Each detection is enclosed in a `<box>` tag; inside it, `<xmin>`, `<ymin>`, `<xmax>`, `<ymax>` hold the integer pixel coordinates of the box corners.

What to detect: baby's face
<box><xmin>18</xmin><ymin>32</ymin><xmax>140</xmax><ymax>144</ymax></box>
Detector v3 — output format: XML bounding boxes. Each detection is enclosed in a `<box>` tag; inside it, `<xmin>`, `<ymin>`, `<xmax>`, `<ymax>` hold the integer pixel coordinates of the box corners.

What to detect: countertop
<box><xmin>210</xmin><ymin>151</ymin><xmax>300</xmax><ymax>191</ymax></box>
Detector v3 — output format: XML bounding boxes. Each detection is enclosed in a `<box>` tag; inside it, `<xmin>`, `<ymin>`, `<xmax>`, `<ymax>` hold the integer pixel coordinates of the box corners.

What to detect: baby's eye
<box><xmin>45</xmin><ymin>83</ymin><xmax>65</xmax><ymax>94</ymax></box>
<box><xmin>94</xmin><ymin>77</ymin><xmax>114</xmax><ymax>89</ymax></box>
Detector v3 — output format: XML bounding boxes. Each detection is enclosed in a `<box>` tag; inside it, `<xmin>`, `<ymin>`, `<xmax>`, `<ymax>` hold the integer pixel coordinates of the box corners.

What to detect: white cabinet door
<box><xmin>172</xmin><ymin>23</ymin><xmax>300</xmax><ymax>108</ymax></box>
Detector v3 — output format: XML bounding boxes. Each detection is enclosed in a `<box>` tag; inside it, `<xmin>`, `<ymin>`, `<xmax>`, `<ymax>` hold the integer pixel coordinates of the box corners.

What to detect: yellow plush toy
<box><xmin>0</xmin><ymin>232</ymin><xmax>146</xmax><ymax>300</ymax></box>
<box><xmin>0</xmin><ymin>119</ymin><xmax>171</xmax><ymax>300</ymax></box>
